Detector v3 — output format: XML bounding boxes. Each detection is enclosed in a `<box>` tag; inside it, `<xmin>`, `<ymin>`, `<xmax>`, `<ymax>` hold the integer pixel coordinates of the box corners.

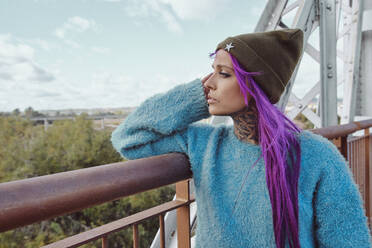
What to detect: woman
<box><xmin>111</xmin><ymin>28</ymin><xmax>371</xmax><ymax>248</ymax></box>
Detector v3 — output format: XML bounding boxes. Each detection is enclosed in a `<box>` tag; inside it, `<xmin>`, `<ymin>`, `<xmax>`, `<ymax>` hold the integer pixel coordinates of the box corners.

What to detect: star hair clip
<box><xmin>224</xmin><ymin>42</ymin><xmax>234</xmax><ymax>52</ymax></box>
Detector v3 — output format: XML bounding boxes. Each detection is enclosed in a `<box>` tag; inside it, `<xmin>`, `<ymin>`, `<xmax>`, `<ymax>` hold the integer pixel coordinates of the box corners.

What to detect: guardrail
<box><xmin>312</xmin><ymin>119</ymin><xmax>372</xmax><ymax>228</ymax></box>
<box><xmin>0</xmin><ymin>153</ymin><xmax>193</xmax><ymax>248</ymax></box>
<box><xmin>0</xmin><ymin>119</ymin><xmax>371</xmax><ymax>247</ymax></box>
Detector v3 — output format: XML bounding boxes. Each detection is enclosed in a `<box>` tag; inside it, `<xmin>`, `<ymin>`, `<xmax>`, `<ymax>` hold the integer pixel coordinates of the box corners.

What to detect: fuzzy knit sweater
<box><xmin>111</xmin><ymin>78</ymin><xmax>372</xmax><ymax>248</ymax></box>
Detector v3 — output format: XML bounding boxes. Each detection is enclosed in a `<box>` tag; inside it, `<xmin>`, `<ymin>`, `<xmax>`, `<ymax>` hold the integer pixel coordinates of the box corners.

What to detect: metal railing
<box><xmin>0</xmin><ymin>119</ymin><xmax>371</xmax><ymax>247</ymax></box>
<box><xmin>0</xmin><ymin>153</ymin><xmax>194</xmax><ymax>248</ymax></box>
<box><xmin>312</xmin><ymin>119</ymin><xmax>372</xmax><ymax>227</ymax></box>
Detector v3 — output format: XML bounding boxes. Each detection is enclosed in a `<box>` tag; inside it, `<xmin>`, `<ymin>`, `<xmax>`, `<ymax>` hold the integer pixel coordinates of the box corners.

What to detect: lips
<box><xmin>207</xmin><ymin>95</ymin><xmax>218</xmax><ymax>104</ymax></box>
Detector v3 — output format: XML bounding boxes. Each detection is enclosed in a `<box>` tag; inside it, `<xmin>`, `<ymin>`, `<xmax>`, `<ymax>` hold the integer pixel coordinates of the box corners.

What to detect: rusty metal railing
<box><xmin>0</xmin><ymin>153</ymin><xmax>194</xmax><ymax>248</ymax></box>
<box><xmin>312</xmin><ymin>118</ymin><xmax>372</xmax><ymax>227</ymax></box>
<box><xmin>348</xmin><ymin>133</ymin><xmax>370</xmax><ymax>221</ymax></box>
<box><xmin>0</xmin><ymin>119</ymin><xmax>371</xmax><ymax>247</ymax></box>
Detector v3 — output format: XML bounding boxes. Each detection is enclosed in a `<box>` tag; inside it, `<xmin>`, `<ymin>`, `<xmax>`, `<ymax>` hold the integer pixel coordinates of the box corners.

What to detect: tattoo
<box><xmin>230</xmin><ymin>101</ymin><xmax>259</xmax><ymax>145</ymax></box>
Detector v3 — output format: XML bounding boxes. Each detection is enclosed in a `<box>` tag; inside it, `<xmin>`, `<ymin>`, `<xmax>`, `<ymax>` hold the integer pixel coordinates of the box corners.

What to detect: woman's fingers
<box><xmin>201</xmin><ymin>73</ymin><xmax>212</xmax><ymax>99</ymax></box>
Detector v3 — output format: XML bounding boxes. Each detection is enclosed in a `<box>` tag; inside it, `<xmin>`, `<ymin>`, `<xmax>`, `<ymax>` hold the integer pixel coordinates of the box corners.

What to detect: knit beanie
<box><xmin>215</xmin><ymin>28</ymin><xmax>304</xmax><ymax>103</ymax></box>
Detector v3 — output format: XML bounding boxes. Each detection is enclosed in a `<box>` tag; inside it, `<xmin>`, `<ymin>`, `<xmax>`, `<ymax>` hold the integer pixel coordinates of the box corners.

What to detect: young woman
<box><xmin>111</xmin><ymin>28</ymin><xmax>371</xmax><ymax>248</ymax></box>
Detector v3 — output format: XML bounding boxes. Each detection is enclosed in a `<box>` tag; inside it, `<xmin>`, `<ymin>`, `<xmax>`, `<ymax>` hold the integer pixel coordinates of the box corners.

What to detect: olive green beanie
<box><xmin>215</xmin><ymin>28</ymin><xmax>304</xmax><ymax>103</ymax></box>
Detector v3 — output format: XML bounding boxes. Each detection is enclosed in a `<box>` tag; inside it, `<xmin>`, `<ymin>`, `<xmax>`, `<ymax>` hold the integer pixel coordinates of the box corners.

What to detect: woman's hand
<box><xmin>201</xmin><ymin>73</ymin><xmax>212</xmax><ymax>99</ymax></box>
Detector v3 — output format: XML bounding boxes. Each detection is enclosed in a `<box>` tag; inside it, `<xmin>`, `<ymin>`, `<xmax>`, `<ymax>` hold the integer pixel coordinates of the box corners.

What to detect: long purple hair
<box><xmin>210</xmin><ymin>51</ymin><xmax>302</xmax><ymax>248</ymax></box>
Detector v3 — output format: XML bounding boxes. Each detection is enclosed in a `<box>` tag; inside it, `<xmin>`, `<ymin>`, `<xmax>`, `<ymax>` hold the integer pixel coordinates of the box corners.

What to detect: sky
<box><xmin>0</xmin><ymin>0</ymin><xmax>333</xmax><ymax>112</ymax></box>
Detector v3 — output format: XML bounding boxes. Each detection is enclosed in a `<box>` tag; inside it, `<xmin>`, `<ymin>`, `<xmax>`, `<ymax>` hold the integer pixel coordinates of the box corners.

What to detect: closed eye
<box><xmin>219</xmin><ymin>72</ymin><xmax>230</xmax><ymax>78</ymax></box>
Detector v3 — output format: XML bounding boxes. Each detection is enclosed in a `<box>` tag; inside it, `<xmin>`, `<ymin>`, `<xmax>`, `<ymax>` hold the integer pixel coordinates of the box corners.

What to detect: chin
<box><xmin>210</xmin><ymin>112</ymin><xmax>229</xmax><ymax>116</ymax></box>
<box><xmin>208</xmin><ymin>106</ymin><xmax>231</xmax><ymax>116</ymax></box>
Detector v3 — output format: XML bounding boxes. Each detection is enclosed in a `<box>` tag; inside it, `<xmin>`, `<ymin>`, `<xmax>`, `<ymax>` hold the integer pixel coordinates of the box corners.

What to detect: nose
<box><xmin>204</xmin><ymin>73</ymin><xmax>216</xmax><ymax>90</ymax></box>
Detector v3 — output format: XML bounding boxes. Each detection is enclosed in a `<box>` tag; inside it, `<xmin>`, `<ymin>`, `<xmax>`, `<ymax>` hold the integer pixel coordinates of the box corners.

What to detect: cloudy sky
<box><xmin>0</xmin><ymin>0</ymin><xmax>329</xmax><ymax>112</ymax></box>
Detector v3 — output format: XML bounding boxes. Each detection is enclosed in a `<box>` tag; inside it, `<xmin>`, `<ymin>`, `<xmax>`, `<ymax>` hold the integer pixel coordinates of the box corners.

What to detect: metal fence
<box><xmin>347</xmin><ymin>132</ymin><xmax>371</xmax><ymax>227</ymax></box>
<box><xmin>1</xmin><ymin>119</ymin><xmax>371</xmax><ymax>247</ymax></box>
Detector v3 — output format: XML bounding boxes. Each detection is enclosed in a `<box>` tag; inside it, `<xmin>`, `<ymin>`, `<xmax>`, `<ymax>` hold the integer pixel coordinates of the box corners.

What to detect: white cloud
<box><xmin>0</xmin><ymin>34</ymin><xmax>34</xmax><ymax>59</ymax></box>
<box><xmin>57</xmin><ymin>71</ymin><xmax>184</xmax><ymax>109</ymax></box>
<box><xmin>0</xmin><ymin>82</ymin><xmax>63</xmax><ymax>111</ymax></box>
<box><xmin>159</xmin><ymin>0</ymin><xmax>229</xmax><ymax>21</ymax></box>
<box><xmin>54</xmin><ymin>16</ymin><xmax>98</xmax><ymax>46</ymax></box>
<box><xmin>69</xmin><ymin>16</ymin><xmax>95</xmax><ymax>32</ymax></box>
<box><xmin>91</xmin><ymin>46</ymin><xmax>111</xmax><ymax>54</ymax></box>
<box><xmin>157</xmin><ymin>7</ymin><xmax>182</xmax><ymax>33</ymax></box>
<box><xmin>54</xmin><ymin>28</ymin><xmax>65</xmax><ymax>39</ymax></box>
<box><xmin>124</xmin><ymin>0</ymin><xmax>182</xmax><ymax>33</ymax></box>
<box><xmin>124</xmin><ymin>0</ymin><xmax>231</xmax><ymax>33</ymax></box>
<box><xmin>25</xmin><ymin>38</ymin><xmax>55</xmax><ymax>51</ymax></box>
<box><xmin>64</xmin><ymin>39</ymin><xmax>80</xmax><ymax>48</ymax></box>
<box><xmin>0</xmin><ymin>34</ymin><xmax>55</xmax><ymax>83</ymax></box>
<box><xmin>33</xmin><ymin>89</ymin><xmax>61</xmax><ymax>98</ymax></box>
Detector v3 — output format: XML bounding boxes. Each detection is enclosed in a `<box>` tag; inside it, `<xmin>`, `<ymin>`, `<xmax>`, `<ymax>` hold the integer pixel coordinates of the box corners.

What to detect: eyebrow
<box><xmin>211</xmin><ymin>64</ymin><xmax>233</xmax><ymax>71</ymax></box>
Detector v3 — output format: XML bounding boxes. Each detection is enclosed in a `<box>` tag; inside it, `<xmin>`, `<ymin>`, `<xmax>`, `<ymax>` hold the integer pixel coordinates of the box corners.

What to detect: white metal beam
<box><xmin>341</xmin><ymin>0</ymin><xmax>363</xmax><ymax>124</ymax></box>
<box><xmin>319</xmin><ymin>0</ymin><xmax>338</xmax><ymax>127</ymax></box>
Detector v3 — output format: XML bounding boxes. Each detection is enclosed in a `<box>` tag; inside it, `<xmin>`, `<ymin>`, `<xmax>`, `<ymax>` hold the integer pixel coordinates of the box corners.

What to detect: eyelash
<box><xmin>211</xmin><ymin>68</ymin><xmax>231</xmax><ymax>78</ymax></box>
<box><xmin>219</xmin><ymin>72</ymin><xmax>230</xmax><ymax>78</ymax></box>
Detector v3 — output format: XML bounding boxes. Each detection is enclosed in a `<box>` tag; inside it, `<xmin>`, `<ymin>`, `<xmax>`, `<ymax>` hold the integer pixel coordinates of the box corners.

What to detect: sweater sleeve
<box><xmin>313</xmin><ymin>139</ymin><xmax>372</xmax><ymax>247</ymax></box>
<box><xmin>110</xmin><ymin>78</ymin><xmax>211</xmax><ymax>160</ymax></box>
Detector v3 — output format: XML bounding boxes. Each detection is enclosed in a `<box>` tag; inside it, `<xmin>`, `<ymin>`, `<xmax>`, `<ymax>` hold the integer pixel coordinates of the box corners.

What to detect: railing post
<box><xmin>159</xmin><ymin>213</ymin><xmax>165</xmax><ymax>248</ymax></box>
<box><xmin>133</xmin><ymin>224</ymin><xmax>139</xmax><ymax>248</ymax></box>
<box><xmin>365</xmin><ymin>128</ymin><xmax>370</xmax><ymax>227</ymax></box>
<box><xmin>102</xmin><ymin>235</ymin><xmax>109</xmax><ymax>248</ymax></box>
<box><xmin>176</xmin><ymin>179</ymin><xmax>191</xmax><ymax>248</ymax></box>
<box><xmin>340</xmin><ymin>135</ymin><xmax>348</xmax><ymax>159</ymax></box>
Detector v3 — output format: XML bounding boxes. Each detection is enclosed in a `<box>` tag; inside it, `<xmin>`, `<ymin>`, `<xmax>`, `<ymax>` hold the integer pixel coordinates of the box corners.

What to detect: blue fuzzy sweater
<box><xmin>111</xmin><ymin>78</ymin><xmax>371</xmax><ymax>247</ymax></box>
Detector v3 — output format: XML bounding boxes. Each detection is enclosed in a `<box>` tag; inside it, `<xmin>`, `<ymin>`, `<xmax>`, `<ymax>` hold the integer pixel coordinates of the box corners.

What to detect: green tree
<box><xmin>24</xmin><ymin>106</ymin><xmax>45</xmax><ymax>119</ymax></box>
<box><xmin>11</xmin><ymin>108</ymin><xmax>20</xmax><ymax>116</ymax></box>
<box><xmin>0</xmin><ymin>115</ymin><xmax>176</xmax><ymax>247</ymax></box>
<box><xmin>294</xmin><ymin>112</ymin><xmax>315</xmax><ymax>130</ymax></box>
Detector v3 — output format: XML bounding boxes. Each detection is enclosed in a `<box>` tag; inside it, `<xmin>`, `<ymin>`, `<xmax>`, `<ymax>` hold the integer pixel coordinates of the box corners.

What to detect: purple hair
<box><xmin>209</xmin><ymin>51</ymin><xmax>302</xmax><ymax>248</ymax></box>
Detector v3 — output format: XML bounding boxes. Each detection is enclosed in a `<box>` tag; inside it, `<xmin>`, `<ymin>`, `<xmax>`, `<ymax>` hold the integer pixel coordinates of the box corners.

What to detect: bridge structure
<box><xmin>0</xmin><ymin>0</ymin><xmax>371</xmax><ymax>247</ymax></box>
<box><xmin>30</xmin><ymin>115</ymin><xmax>128</xmax><ymax>131</ymax></box>
<box><xmin>152</xmin><ymin>0</ymin><xmax>372</xmax><ymax>247</ymax></box>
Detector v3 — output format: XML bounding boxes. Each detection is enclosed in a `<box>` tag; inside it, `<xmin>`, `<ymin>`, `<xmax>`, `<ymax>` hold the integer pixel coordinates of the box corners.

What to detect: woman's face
<box><xmin>204</xmin><ymin>49</ymin><xmax>250</xmax><ymax>116</ymax></box>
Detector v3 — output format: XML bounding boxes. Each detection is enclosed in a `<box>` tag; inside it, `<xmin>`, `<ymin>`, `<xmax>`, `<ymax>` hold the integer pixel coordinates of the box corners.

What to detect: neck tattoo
<box><xmin>230</xmin><ymin>102</ymin><xmax>259</xmax><ymax>145</ymax></box>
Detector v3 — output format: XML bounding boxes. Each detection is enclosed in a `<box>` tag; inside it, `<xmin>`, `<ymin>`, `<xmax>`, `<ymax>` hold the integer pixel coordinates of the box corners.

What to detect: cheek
<box><xmin>230</xmin><ymin>94</ymin><xmax>247</xmax><ymax>108</ymax></box>
<box><xmin>223</xmin><ymin>82</ymin><xmax>246</xmax><ymax>104</ymax></box>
